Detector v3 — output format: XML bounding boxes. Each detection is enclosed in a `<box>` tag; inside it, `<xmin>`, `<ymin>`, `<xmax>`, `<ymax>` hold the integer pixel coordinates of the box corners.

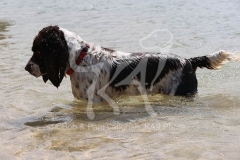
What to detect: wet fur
<box><xmin>25</xmin><ymin>25</ymin><xmax>238</xmax><ymax>102</ymax></box>
<box><xmin>31</xmin><ymin>26</ymin><xmax>69</xmax><ymax>87</ymax></box>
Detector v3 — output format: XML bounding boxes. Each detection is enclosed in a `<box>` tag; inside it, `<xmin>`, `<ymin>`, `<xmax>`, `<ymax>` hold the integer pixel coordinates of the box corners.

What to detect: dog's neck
<box><xmin>60</xmin><ymin>28</ymin><xmax>134</xmax><ymax>76</ymax></box>
<box><xmin>60</xmin><ymin>28</ymin><xmax>117</xmax><ymax>68</ymax></box>
<box><xmin>60</xmin><ymin>28</ymin><xmax>88</xmax><ymax>65</ymax></box>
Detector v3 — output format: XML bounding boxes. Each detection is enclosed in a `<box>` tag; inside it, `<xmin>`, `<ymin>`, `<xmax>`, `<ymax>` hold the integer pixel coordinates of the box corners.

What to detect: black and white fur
<box><xmin>25</xmin><ymin>26</ymin><xmax>240</xmax><ymax>103</ymax></box>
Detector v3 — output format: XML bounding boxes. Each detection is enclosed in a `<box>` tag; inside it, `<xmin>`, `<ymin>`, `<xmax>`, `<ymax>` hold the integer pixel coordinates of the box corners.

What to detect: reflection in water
<box><xmin>23</xmin><ymin>92</ymin><xmax>238</xmax><ymax>128</ymax></box>
<box><xmin>0</xmin><ymin>21</ymin><xmax>11</xmax><ymax>40</ymax></box>
<box><xmin>22</xmin><ymin>94</ymin><xmax>240</xmax><ymax>158</ymax></box>
<box><xmin>24</xmin><ymin>94</ymin><xmax>197</xmax><ymax>127</ymax></box>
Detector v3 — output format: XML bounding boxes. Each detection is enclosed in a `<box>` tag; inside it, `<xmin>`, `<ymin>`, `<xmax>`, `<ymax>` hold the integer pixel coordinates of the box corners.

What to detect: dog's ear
<box><xmin>44</xmin><ymin>52</ymin><xmax>68</xmax><ymax>88</ymax></box>
<box><xmin>34</xmin><ymin>26</ymin><xmax>69</xmax><ymax>88</ymax></box>
<box><xmin>42</xmin><ymin>74</ymin><xmax>48</xmax><ymax>83</ymax></box>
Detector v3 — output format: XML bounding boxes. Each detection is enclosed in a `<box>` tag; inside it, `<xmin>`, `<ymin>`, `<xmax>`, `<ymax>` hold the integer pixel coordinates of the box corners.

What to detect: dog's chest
<box><xmin>69</xmin><ymin>63</ymin><xmax>114</xmax><ymax>102</ymax></box>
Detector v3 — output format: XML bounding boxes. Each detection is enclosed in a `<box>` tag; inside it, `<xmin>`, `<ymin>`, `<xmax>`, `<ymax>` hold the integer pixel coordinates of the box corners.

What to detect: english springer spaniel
<box><xmin>25</xmin><ymin>25</ymin><xmax>239</xmax><ymax>103</ymax></box>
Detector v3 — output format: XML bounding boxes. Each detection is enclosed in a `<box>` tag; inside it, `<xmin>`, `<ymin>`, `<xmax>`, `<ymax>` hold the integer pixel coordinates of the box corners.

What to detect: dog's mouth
<box><xmin>25</xmin><ymin>60</ymin><xmax>47</xmax><ymax>78</ymax></box>
<box><xmin>25</xmin><ymin>66</ymin><xmax>47</xmax><ymax>78</ymax></box>
<box><xmin>27</xmin><ymin>70</ymin><xmax>44</xmax><ymax>78</ymax></box>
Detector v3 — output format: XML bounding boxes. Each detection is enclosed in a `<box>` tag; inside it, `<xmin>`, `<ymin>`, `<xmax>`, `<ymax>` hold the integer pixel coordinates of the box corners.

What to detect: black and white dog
<box><xmin>25</xmin><ymin>25</ymin><xmax>239</xmax><ymax>103</ymax></box>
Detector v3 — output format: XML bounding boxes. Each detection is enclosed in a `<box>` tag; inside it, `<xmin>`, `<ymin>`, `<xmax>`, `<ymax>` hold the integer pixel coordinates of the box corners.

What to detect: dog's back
<box><xmin>109</xmin><ymin>51</ymin><xmax>240</xmax><ymax>97</ymax></box>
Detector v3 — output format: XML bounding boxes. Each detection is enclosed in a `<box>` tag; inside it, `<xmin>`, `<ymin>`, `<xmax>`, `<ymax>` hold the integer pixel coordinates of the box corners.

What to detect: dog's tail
<box><xmin>189</xmin><ymin>50</ymin><xmax>240</xmax><ymax>70</ymax></box>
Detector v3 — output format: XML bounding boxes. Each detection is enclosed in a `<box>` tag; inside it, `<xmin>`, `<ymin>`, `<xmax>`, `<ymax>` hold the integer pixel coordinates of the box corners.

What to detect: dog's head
<box><xmin>25</xmin><ymin>25</ymin><xmax>69</xmax><ymax>88</ymax></box>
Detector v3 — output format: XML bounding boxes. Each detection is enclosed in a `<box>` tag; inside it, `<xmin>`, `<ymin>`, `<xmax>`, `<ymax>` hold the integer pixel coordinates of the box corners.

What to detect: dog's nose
<box><xmin>25</xmin><ymin>63</ymin><xmax>32</xmax><ymax>72</ymax></box>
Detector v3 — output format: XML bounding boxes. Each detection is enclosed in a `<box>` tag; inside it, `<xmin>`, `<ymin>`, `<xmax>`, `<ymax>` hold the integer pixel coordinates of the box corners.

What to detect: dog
<box><xmin>25</xmin><ymin>25</ymin><xmax>239</xmax><ymax>103</ymax></box>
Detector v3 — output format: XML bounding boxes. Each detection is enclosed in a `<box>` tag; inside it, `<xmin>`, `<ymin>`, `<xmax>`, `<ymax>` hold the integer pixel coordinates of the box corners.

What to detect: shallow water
<box><xmin>1</xmin><ymin>0</ymin><xmax>240</xmax><ymax>159</ymax></box>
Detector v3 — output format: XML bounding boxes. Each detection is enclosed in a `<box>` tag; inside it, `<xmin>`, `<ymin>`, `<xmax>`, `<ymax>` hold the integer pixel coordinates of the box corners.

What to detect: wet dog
<box><xmin>25</xmin><ymin>25</ymin><xmax>239</xmax><ymax>102</ymax></box>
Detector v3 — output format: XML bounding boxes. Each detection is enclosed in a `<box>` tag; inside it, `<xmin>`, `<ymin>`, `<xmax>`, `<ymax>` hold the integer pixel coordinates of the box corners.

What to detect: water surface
<box><xmin>1</xmin><ymin>0</ymin><xmax>240</xmax><ymax>159</ymax></box>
